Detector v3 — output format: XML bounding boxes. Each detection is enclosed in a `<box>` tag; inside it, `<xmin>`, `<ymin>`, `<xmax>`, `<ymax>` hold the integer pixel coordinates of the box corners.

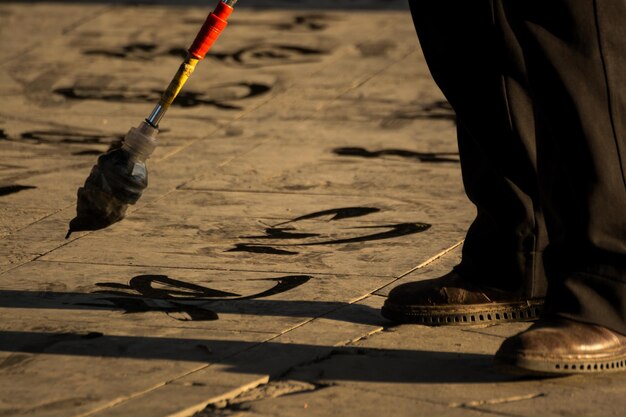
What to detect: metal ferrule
<box><xmin>146</xmin><ymin>104</ymin><xmax>165</xmax><ymax>127</ymax></box>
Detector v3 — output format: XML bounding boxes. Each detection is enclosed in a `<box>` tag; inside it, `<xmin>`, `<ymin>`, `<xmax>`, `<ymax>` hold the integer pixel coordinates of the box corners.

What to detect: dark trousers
<box><xmin>409</xmin><ymin>0</ymin><xmax>626</xmax><ymax>334</ymax></box>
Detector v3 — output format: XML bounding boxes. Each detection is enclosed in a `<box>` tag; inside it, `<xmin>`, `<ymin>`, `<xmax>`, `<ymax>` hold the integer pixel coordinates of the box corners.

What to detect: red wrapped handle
<box><xmin>188</xmin><ymin>1</ymin><xmax>233</xmax><ymax>60</ymax></box>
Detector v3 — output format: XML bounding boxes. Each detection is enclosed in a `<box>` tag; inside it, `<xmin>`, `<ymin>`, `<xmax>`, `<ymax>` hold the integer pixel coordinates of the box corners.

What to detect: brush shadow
<box><xmin>0</xmin><ymin>289</ymin><xmax>386</xmax><ymax>326</ymax></box>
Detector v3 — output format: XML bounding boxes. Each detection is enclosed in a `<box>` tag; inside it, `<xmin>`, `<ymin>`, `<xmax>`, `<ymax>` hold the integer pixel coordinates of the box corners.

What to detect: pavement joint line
<box><xmin>461</xmin><ymin>327</ymin><xmax>515</xmax><ymax>340</ymax></box>
<box><xmin>339</xmin><ymin>384</ymin><xmax>526</xmax><ymax>417</ymax></box>
<box><xmin>0</xmin><ymin>201</ymin><xmax>84</xmax><ymax>279</ymax></box>
<box><xmin>199</xmin><ymin>295</ymin><xmax>388</xmax><ymax>385</ymax></box>
<box><xmin>216</xmin><ymin>138</ymin><xmax>271</xmax><ymax>169</ymax></box>
<box><xmin>74</xmin><ymin>365</ymin><xmax>218</xmax><ymax>417</ymax></box>
<box><xmin>449</xmin><ymin>393</ymin><xmax>546</xmax><ymax>409</ymax></box>
<box><xmin>74</xmin><ymin>331</ymin><xmax>281</xmax><ymax>417</ymax></box>
<box><xmin>153</xmin><ymin>139</ymin><xmax>196</xmax><ymax>162</ymax></box>
<box><xmin>343</xmin><ymin>326</ymin><xmax>385</xmax><ymax>346</ymax></box>
<box><xmin>166</xmin><ymin>377</ymin><xmax>272</xmax><ymax>417</ymax></box>
<box><xmin>313</xmin><ymin>49</ymin><xmax>417</xmax><ymax>114</ymax></box>
<box><xmin>61</xmin><ymin>5</ymin><xmax>117</xmax><ymax>35</ymax></box>
<box><xmin>450</xmin><ymin>405</ymin><xmax>526</xmax><ymax>417</ymax></box>
<box><xmin>30</xmin><ymin>259</ymin><xmax>395</xmax><ymax>278</ymax></box>
<box><xmin>364</xmin><ymin>239</ymin><xmax>464</xmax><ymax>301</ymax></box>
<box><xmin>86</xmin><ymin>322</ymin><xmax>316</xmax><ymax>415</ymax></box>
<box><xmin>396</xmin><ymin>239</ymin><xmax>464</xmax><ymax>279</ymax></box>
<box><xmin>362</xmin><ymin>239</ymin><xmax>464</xmax><ymax>299</ymax></box>
<box><xmin>73</xmin><ymin>362</ymin><xmax>213</xmax><ymax>417</ymax></box>
<box><xmin>191</xmin><ymin>316</ymin><xmax>387</xmax><ymax>413</ymax></box>
<box><xmin>152</xmin><ymin>57</ymin><xmax>320</xmax><ymax>166</ymax></box>
<box><xmin>0</xmin><ymin>161</ymin><xmax>94</xmax><ymax>184</ymax></box>
<box><xmin>201</xmin><ymin>380</ymin><xmax>334</xmax><ymax>415</ymax></box>
<box><xmin>18</xmin><ymin>186</ymin><xmax>186</xmax><ymax>268</ymax></box>
<box><xmin>0</xmin><ymin>260</ymin><xmax>33</xmax><ymax>277</ymax></box>
<box><xmin>3</xmin><ymin>207</ymin><xmax>67</xmax><ymax>238</ymax></box>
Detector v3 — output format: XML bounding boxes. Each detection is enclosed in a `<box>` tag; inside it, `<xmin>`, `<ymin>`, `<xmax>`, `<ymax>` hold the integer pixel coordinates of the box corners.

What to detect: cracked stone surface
<box><xmin>0</xmin><ymin>1</ymin><xmax>624</xmax><ymax>417</ymax></box>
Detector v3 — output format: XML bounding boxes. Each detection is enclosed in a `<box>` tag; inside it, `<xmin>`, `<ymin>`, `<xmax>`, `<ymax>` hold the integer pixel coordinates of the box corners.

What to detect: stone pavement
<box><xmin>0</xmin><ymin>1</ymin><xmax>624</xmax><ymax>416</ymax></box>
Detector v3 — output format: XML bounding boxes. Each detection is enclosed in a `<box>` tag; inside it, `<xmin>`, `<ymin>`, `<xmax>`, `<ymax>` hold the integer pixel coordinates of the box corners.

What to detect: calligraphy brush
<box><xmin>66</xmin><ymin>0</ymin><xmax>238</xmax><ymax>239</ymax></box>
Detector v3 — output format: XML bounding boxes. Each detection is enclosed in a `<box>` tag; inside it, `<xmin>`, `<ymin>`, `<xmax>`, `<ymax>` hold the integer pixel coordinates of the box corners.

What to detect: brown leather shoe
<box><xmin>381</xmin><ymin>271</ymin><xmax>544</xmax><ymax>325</ymax></box>
<box><xmin>495</xmin><ymin>318</ymin><xmax>626</xmax><ymax>375</ymax></box>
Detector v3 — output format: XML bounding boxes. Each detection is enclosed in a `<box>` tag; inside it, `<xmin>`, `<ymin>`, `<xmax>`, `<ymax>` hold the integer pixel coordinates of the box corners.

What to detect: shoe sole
<box><xmin>495</xmin><ymin>352</ymin><xmax>626</xmax><ymax>376</ymax></box>
<box><xmin>381</xmin><ymin>299</ymin><xmax>544</xmax><ymax>326</ymax></box>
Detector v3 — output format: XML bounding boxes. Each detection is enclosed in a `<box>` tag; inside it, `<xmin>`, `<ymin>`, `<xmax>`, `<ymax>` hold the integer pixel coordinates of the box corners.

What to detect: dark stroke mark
<box><xmin>241</xmin><ymin>223</ymin><xmax>431</xmax><ymax>249</ymax></box>
<box><xmin>235</xmin><ymin>275</ymin><xmax>311</xmax><ymax>300</ymax></box>
<box><xmin>1</xmin><ymin>128</ymin><xmax>136</xmax><ymax>154</ymax></box>
<box><xmin>227</xmin><ymin>244</ymin><xmax>298</xmax><ymax>256</ymax></box>
<box><xmin>84</xmin><ymin>41</ymin><xmax>329</xmax><ymax>69</ymax></box>
<box><xmin>0</xmin><ymin>185</ymin><xmax>36</xmax><ymax>197</ymax></box>
<box><xmin>422</xmin><ymin>100</ymin><xmax>456</xmax><ymax>116</ymax></box>
<box><xmin>0</xmin><ymin>129</ymin><xmax>8</xmax><ymax>139</ymax></box>
<box><xmin>18</xmin><ymin>130</ymin><xmax>126</xmax><ymax>146</ymax></box>
<box><xmin>54</xmin><ymin>82</ymin><xmax>271</xmax><ymax>110</ymax></box>
<box><xmin>86</xmin><ymin>43</ymin><xmax>186</xmax><ymax>61</ymax></box>
<box><xmin>82</xmin><ymin>332</ymin><xmax>104</xmax><ymax>339</ymax></box>
<box><xmin>77</xmin><ymin>297</ymin><xmax>220</xmax><ymax>321</ymax></box>
<box><xmin>234</xmin><ymin>14</ymin><xmax>335</xmax><ymax>32</ymax></box>
<box><xmin>242</xmin><ymin>228</ymin><xmax>320</xmax><ymax>240</ymax></box>
<box><xmin>94</xmin><ymin>275</ymin><xmax>239</xmax><ymax>300</ymax></box>
<box><xmin>274</xmin><ymin>14</ymin><xmax>331</xmax><ymax>31</ymax></box>
<box><xmin>381</xmin><ymin>100</ymin><xmax>456</xmax><ymax>129</ymax></box>
<box><xmin>0</xmin><ymin>353</ymin><xmax>35</xmax><ymax>370</ymax></box>
<box><xmin>0</xmin><ymin>162</ymin><xmax>25</xmax><ymax>173</ymax></box>
<box><xmin>228</xmin><ymin>207</ymin><xmax>431</xmax><ymax>255</ymax></box>
<box><xmin>166</xmin><ymin>47</ymin><xmax>188</xmax><ymax>59</ymax></box>
<box><xmin>277</xmin><ymin>207</ymin><xmax>381</xmax><ymax>226</ymax></box>
<box><xmin>333</xmin><ymin>147</ymin><xmax>459</xmax><ymax>163</ymax></box>
<box><xmin>84</xmin><ymin>42</ymin><xmax>157</xmax><ymax>59</ymax></box>
<box><xmin>356</xmin><ymin>40</ymin><xmax>396</xmax><ymax>57</ymax></box>
<box><xmin>72</xmin><ymin>149</ymin><xmax>105</xmax><ymax>156</ymax></box>
<box><xmin>211</xmin><ymin>44</ymin><xmax>328</xmax><ymax>68</ymax></box>
<box><xmin>78</xmin><ymin>274</ymin><xmax>311</xmax><ymax>321</ymax></box>
<box><xmin>298</xmin><ymin>223</ymin><xmax>430</xmax><ymax>246</ymax></box>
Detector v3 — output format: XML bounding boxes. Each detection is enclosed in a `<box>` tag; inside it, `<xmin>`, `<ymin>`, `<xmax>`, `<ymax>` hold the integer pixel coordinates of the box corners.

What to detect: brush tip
<box><xmin>65</xmin><ymin>229</ymin><xmax>72</xmax><ymax>239</ymax></box>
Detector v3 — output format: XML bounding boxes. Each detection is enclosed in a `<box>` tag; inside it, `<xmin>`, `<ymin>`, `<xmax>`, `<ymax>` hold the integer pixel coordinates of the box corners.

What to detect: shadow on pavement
<box><xmin>0</xmin><ymin>288</ymin><xmax>521</xmax><ymax>383</ymax></box>
<box><xmin>0</xmin><ymin>289</ymin><xmax>386</xmax><ymax>325</ymax></box>
<box><xmin>0</xmin><ymin>330</ymin><xmax>518</xmax><ymax>384</ymax></box>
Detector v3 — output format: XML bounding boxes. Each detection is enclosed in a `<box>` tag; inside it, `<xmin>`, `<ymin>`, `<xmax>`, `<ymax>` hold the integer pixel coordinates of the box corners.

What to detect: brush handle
<box><xmin>146</xmin><ymin>0</ymin><xmax>237</xmax><ymax>127</ymax></box>
<box><xmin>188</xmin><ymin>1</ymin><xmax>234</xmax><ymax>60</ymax></box>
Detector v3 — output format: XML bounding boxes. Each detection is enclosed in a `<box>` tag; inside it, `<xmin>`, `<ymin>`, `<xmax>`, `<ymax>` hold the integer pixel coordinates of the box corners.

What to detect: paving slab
<box><xmin>61</xmin><ymin>297</ymin><xmax>386</xmax><ymax>417</ymax></box>
<box><xmin>42</xmin><ymin>190</ymin><xmax>466</xmax><ymax>276</ymax></box>
<box><xmin>212</xmin><ymin>323</ymin><xmax>625</xmax><ymax>417</ymax></box>
<box><xmin>181</xmin><ymin>119</ymin><xmax>466</xmax><ymax>202</ymax></box>
<box><xmin>197</xmin><ymin>384</ymin><xmax>494</xmax><ymax>417</ymax></box>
